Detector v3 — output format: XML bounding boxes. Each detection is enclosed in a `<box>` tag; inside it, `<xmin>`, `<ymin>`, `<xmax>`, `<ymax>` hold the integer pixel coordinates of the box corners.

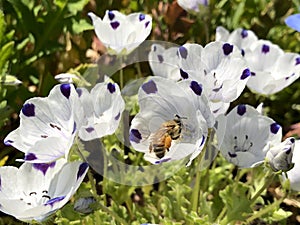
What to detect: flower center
<box><xmin>20</xmin><ymin>190</ymin><xmax>51</xmax><ymax>207</ymax></box>
<box><xmin>228</xmin><ymin>135</ymin><xmax>253</xmax><ymax>158</ymax></box>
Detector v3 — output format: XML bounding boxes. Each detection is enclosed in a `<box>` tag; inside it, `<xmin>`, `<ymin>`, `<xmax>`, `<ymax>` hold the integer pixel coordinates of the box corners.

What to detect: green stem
<box><xmin>119</xmin><ymin>56</ymin><xmax>124</xmax><ymax>89</ymax></box>
<box><xmin>190</xmin><ymin>128</ymin><xmax>212</xmax><ymax>212</ymax></box>
<box><xmin>250</xmin><ymin>171</ymin><xmax>275</xmax><ymax>206</ymax></box>
<box><xmin>135</xmin><ymin>62</ymin><xmax>143</xmax><ymax>78</ymax></box>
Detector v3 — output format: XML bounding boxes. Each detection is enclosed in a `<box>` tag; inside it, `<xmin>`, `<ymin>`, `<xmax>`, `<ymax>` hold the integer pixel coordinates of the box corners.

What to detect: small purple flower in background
<box><xmin>0</xmin><ymin>159</ymin><xmax>88</xmax><ymax>222</ymax></box>
<box><xmin>285</xmin><ymin>13</ymin><xmax>300</xmax><ymax>32</ymax></box>
<box><xmin>177</xmin><ymin>0</ymin><xmax>209</xmax><ymax>13</ymax></box>
<box><xmin>216</xmin><ymin>104</ymin><xmax>282</xmax><ymax>168</ymax></box>
<box><xmin>266</xmin><ymin>137</ymin><xmax>295</xmax><ymax>172</ymax></box>
<box><xmin>77</xmin><ymin>82</ymin><xmax>125</xmax><ymax>141</ymax></box>
<box><xmin>245</xmin><ymin>40</ymin><xmax>300</xmax><ymax>95</ymax></box>
<box><xmin>148</xmin><ymin>44</ymin><xmax>180</xmax><ymax>81</ymax></box>
<box><xmin>129</xmin><ymin>77</ymin><xmax>213</xmax><ymax>165</ymax></box>
<box><xmin>88</xmin><ymin>10</ymin><xmax>152</xmax><ymax>55</ymax></box>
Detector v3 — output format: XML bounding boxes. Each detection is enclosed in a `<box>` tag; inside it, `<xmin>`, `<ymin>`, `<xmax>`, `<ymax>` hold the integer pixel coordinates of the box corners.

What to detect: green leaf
<box><xmin>232</xmin><ymin>1</ymin><xmax>245</xmax><ymax>28</ymax></box>
<box><xmin>0</xmin><ymin>41</ymin><xmax>14</xmax><ymax>74</ymax></box>
<box><xmin>0</xmin><ymin>10</ymin><xmax>5</xmax><ymax>45</ymax></box>
<box><xmin>271</xmin><ymin>208</ymin><xmax>292</xmax><ymax>221</ymax></box>
<box><xmin>67</xmin><ymin>0</ymin><xmax>90</xmax><ymax>15</ymax></box>
<box><xmin>219</xmin><ymin>182</ymin><xmax>252</xmax><ymax>223</ymax></box>
<box><xmin>71</xmin><ymin>18</ymin><xmax>94</xmax><ymax>34</ymax></box>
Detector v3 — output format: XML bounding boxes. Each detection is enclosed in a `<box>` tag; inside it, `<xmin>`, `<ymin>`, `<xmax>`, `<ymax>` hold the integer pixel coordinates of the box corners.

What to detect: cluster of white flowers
<box><xmin>2</xmin><ymin>4</ymin><xmax>300</xmax><ymax>222</ymax></box>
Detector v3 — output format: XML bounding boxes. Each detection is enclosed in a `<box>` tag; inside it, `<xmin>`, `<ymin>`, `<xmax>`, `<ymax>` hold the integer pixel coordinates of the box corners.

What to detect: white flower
<box><xmin>177</xmin><ymin>42</ymin><xmax>250</xmax><ymax>116</ymax></box>
<box><xmin>77</xmin><ymin>82</ymin><xmax>125</xmax><ymax>141</ymax></box>
<box><xmin>148</xmin><ymin>43</ymin><xmax>180</xmax><ymax>80</ymax></box>
<box><xmin>4</xmin><ymin>84</ymin><xmax>84</xmax><ymax>163</ymax></box>
<box><xmin>266</xmin><ymin>137</ymin><xmax>295</xmax><ymax>172</ymax></box>
<box><xmin>177</xmin><ymin>0</ymin><xmax>209</xmax><ymax>13</ymax></box>
<box><xmin>0</xmin><ymin>159</ymin><xmax>88</xmax><ymax>222</ymax></box>
<box><xmin>4</xmin><ymin>82</ymin><xmax>125</xmax><ymax>163</ymax></box>
<box><xmin>285</xmin><ymin>140</ymin><xmax>300</xmax><ymax>191</ymax></box>
<box><xmin>215</xmin><ymin>26</ymin><xmax>258</xmax><ymax>55</ymax></box>
<box><xmin>216</xmin><ymin>104</ymin><xmax>282</xmax><ymax>168</ymax></box>
<box><xmin>245</xmin><ymin>40</ymin><xmax>300</xmax><ymax>95</ymax></box>
<box><xmin>88</xmin><ymin>10</ymin><xmax>152</xmax><ymax>55</ymax></box>
<box><xmin>129</xmin><ymin>77</ymin><xmax>213</xmax><ymax>165</ymax></box>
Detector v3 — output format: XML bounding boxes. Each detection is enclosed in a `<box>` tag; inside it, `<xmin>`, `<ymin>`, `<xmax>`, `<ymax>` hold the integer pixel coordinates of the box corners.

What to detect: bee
<box><xmin>149</xmin><ymin>115</ymin><xmax>184</xmax><ymax>158</ymax></box>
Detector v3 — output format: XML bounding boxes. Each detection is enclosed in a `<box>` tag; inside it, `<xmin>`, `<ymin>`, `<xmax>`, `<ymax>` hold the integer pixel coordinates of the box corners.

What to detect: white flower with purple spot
<box><xmin>4</xmin><ymin>82</ymin><xmax>125</xmax><ymax>163</ymax></box>
<box><xmin>129</xmin><ymin>77</ymin><xmax>213</xmax><ymax>165</ymax></box>
<box><xmin>215</xmin><ymin>26</ymin><xmax>258</xmax><ymax>56</ymax></box>
<box><xmin>285</xmin><ymin>140</ymin><xmax>300</xmax><ymax>191</ymax></box>
<box><xmin>148</xmin><ymin>44</ymin><xmax>180</xmax><ymax>80</ymax></box>
<box><xmin>216</xmin><ymin>104</ymin><xmax>282</xmax><ymax>168</ymax></box>
<box><xmin>266</xmin><ymin>137</ymin><xmax>295</xmax><ymax>172</ymax></box>
<box><xmin>177</xmin><ymin>42</ymin><xmax>250</xmax><ymax>116</ymax></box>
<box><xmin>177</xmin><ymin>0</ymin><xmax>209</xmax><ymax>13</ymax></box>
<box><xmin>0</xmin><ymin>159</ymin><xmax>88</xmax><ymax>222</ymax></box>
<box><xmin>77</xmin><ymin>82</ymin><xmax>125</xmax><ymax>141</ymax></box>
<box><xmin>4</xmin><ymin>84</ymin><xmax>84</xmax><ymax>163</ymax></box>
<box><xmin>88</xmin><ymin>10</ymin><xmax>152</xmax><ymax>55</ymax></box>
<box><xmin>245</xmin><ymin>40</ymin><xmax>300</xmax><ymax>95</ymax></box>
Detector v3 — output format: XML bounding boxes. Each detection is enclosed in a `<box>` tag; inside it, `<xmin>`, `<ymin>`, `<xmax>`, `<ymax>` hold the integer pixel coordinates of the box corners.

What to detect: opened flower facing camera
<box><xmin>4</xmin><ymin>82</ymin><xmax>124</xmax><ymax>163</ymax></box>
<box><xmin>245</xmin><ymin>40</ymin><xmax>300</xmax><ymax>95</ymax></box>
<box><xmin>177</xmin><ymin>42</ymin><xmax>250</xmax><ymax>116</ymax></box>
<box><xmin>285</xmin><ymin>13</ymin><xmax>300</xmax><ymax>32</ymax></box>
<box><xmin>88</xmin><ymin>10</ymin><xmax>152</xmax><ymax>55</ymax></box>
<box><xmin>0</xmin><ymin>159</ymin><xmax>88</xmax><ymax>222</ymax></box>
<box><xmin>216</xmin><ymin>104</ymin><xmax>282</xmax><ymax>168</ymax></box>
<box><xmin>129</xmin><ymin>77</ymin><xmax>214</xmax><ymax>165</ymax></box>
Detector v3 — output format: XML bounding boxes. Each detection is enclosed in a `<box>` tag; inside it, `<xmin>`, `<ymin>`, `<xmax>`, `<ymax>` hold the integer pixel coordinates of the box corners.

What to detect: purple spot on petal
<box><xmin>4</xmin><ymin>140</ymin><xmax>14</xmax><ymax>146</ymax></box>
<box><xmin>200</xmin><ymin>135</ymin><xmax>205</xmax><ymax>146</ymax></box>
<box><xmin>60</xmin><ymin>84</ymin><xmax>71</xmax><ymax>99</ymax></box>
<box><xmin>241</xmin><ymin>49</ymin><xmax>245</xmax><ymax>56</ymax></box>
<box><xmin>145</xmin><ymin>21</ymin><xmax>150</xmax><ymax>28</ymax></box>
<box><xmin>157</xmin><ymin>55</ymin><xmax>163</xmax><ymax>63</ymax></box>
<box><xmin>262</xmin><ymin>44</ymin><xmax>270</xmax><ymax>54</ymax></box>
<box><xmin>72</xmin><ymin>122</ymin><xmax>77</xmax><ymax>134</ymax></box>
<box><xmin>223</xmin><ymin>43</ymin><xmax>233</xmax><ymax>55</ymax></box>
<box><xmin>155</xmin><ymin>158</ymin><xmax>171</xmax><ymax>164</ymax></box>
<box><xmin>139</xmin><ymin>13</ymin><xmax>145</xmax><ymax>21</ymax></box>
<box><xmin>190</xmin><ymin>81</ymin><xmax>202</xmax><ymax>96</ymax></box>
<box><xmin>108</xmin><ymin>11</ymin><xmax>115</xmax><ymax>21</ymax></box>
<box><xmin>25</xmin><ymin>153</ymin><xmax>37</xmax><ymax>161</ymax></box>
<box><xmin>241</xmin><ymin>29</ymin><xmax>248</xmax><ymax>38</ymax></box>
<box><xmin>86</xmin><ymin>127</ymin><xmax>94</xmax><ymax>133</ymax></box>
<box><xmin>153</xmin><ymin>45</ymin><xmax>157</xmax><ymax>52</ymax></box>
<box><xmin>110</xmin><ymin>21</ymin><xmax>120</xmax><ymax>30</ymax></box>
<box><xmin>295</xmin><ymin>57</ymin><xmax>300</xmax><ymax>65</ymax></box>
<box><xmin>237</xmin><ymin>104</ymin><xmax>246</xmax><ymax>116</ymax></box>
<box><xmin>77</xmin><ymin>163</ymin><xmax>89</xmax><ymax>180</ymax></box>
<box><xmin>76</xmin><ymin>89</ymin><xmax>83</xmax><ymax>97</ymax></box>
<box><xmin>130</xmin><ymin>129</ymin><xmax>142</xmax><ymax>143</ymax></box>
<box><xmin>45</xmin><ymin>196</ymin><xmax>65</xmax><ymax>207</ymax></box>
<box><xmin>212</xmin><ymin>85</ymin><xmax>222</xmax><ymax>92</ymax></box>
<box><xmin>115</xmin><ymin>112</ymin><xmax>121</xmax><ymax>120</ymax></box>
<box><xmin>270</xmin><ymin>123</ymin><xmax>281</xmax><ymax>134</ymax></box>
<box><xmin>22</xmin><ymin>103</ymin><xmax>35</xmax><ymax>117</ymax></box>
<box><xmin>33</xmin><ymin>162</ymin><xmax>56</xmax><ymax>175</ymax></box>
<box><xmin>290</xmin><ymin>138</ymin><xmax>295</xmax><ymax>143</ymax></box>
<box><xmin>142</xmin><ymin>80</ymin><xmax>157</xmax><ymax>94</ymax></box>
<box><xmin>180</xmin><ymin>68</ymin><xmax>189</xmax><ymax>79</ymax></box>
<box><xmin>178</xmin><ymin>46</ymin><xmax>188</xmax><ymax>59</ymax></box>
<box><xmin>228</xmin><ymin>152</ymin><xmax>237</xmax><ymax>158</ymax></box>
<box><xmin>241</xmin><ymin>68</ymin><xmax>251</xmax><ymax>80</ymax></box>
<box><xmin>251</xmin><ymin>72</ymin><xmax>256</xmax><ymax>76</ymax></box>
<box><xmin>0</xmin><ymin>175</ymin><xmax>2</xmax><ymax>191</ymax></box>
<box><xmin>107</xmin><ymin>83</ymin><xmax>116</xmax><ymax>93</ymax></box>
